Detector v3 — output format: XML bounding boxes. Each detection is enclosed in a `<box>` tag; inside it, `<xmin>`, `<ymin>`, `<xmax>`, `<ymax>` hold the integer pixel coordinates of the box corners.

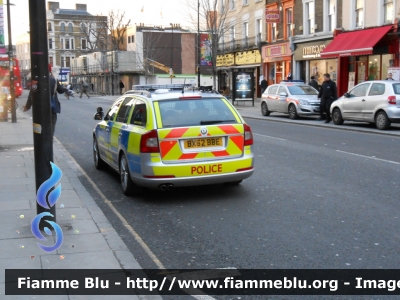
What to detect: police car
<box><xmin>93</xmin><ymin>85</ymin><xmax>254</xmax><ymax>195</ymax></box>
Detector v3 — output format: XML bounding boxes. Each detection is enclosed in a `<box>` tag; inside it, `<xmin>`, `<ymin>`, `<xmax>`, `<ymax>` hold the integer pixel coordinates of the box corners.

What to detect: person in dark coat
<box><xmin>308</xmin><ymin>76</ymin><xmax>320</xmax><ymax>91</ymax></box>
<box><xmin>317</xmin><ymin>73</ymin><xmax>338</xmax><ymax>123</ymax></box>
<box><xmin>119</xmin><ymin>80</ymin><xmax>125</xmax><ymax>95</ymax></box>
<box><xmin>23</xmin><ymin>72</ymin><xmax>67</xmax><ymax>135</ymax></box>
<box><xmin>260</xmin><ymin>77</ymin><xmax>268</xmax><ymax>94</ymax></box>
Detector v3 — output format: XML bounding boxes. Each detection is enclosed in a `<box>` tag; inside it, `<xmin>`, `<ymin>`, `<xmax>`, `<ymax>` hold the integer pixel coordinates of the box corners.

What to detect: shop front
<box><xmin>216</xmin><ymin>50</ymin><xmax>262</xmax><ymax>100</ymax></box>
<box><xmin>262</xmin><ymin>42</ymin><xmax>292</xmax><ymax>85</ymax></box>
<box><xmin>294</xmin><ymin>39</ymin><xmax>334</xmax><ymax>87</ymax></box>
<box><xmin>320</xmin><ymin>25</ymin><xmax>399</xmax><ymax>95</ymax></box>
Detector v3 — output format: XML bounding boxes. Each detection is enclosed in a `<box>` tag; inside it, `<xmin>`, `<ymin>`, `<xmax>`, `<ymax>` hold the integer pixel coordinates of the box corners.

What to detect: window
<box><xmin>308</xmin><ymin>1</ymin><xmax>315</xmax><ymax>34</ymax></box>
<box><xmin>48</xmin><ymin>38</ymin><xmax>53</xmax><ymax>49</ymax></box>
<box><xmin>267</xmin><ymin>85</ymin><xmax>279</xmax><ymax>95</ymax></box>
<box><xmin>286</xmin><ymin>8</ymin><xmax>293</xmax><ymax>38</ymax></box>
<box><xmin>230</xmin><ymin>25</ymin><xmax>236</xmax><ymax>41</ymax></box>
<box><xmin>81</xmin><ymin>23</ymin><xmax>87</xmax><ymax>33</ymax></box>
<box><xmin>230</xmin><ymin>0</ymin><xmax>235</xmax><ymax>10</ymax></box>
<box><xmin>49</xmin><ymin>57</ymin><xmax>53</xmax><ymax>67</ymax></box>
<box><xmin>65</xmin><ymin>57</ymin><xmax>70</xmax><ymax>68</ymax></box>
<box><xmin>104</xmin><ymin>99</ymin><xmax>124</xmax><ymax>121</ymax></box>
<box><xmin>130</xmin><ymin>100</ymin><xmax>147</xmax><ymax>126</ymax></box>
<box><xmin>350</xmin><ymin>83</ymin><xmax>370</xmax><ymax>97</ymax></box>
<box><xmin>81</xmin><ymin>39</ymin><xmax>87</xmax><ymax>50</ymax></box>
<box><xmin>65</xmin><ymin>39</ymin><xmax>70</xmax><ymax>50</ymax></box>
<box><xmin>356</xmin><ymin>0</ymin><xmax>364</xmax><ymax>27</ymax></box>
<box><xmin>243</xmin><ymin>22</ymin><xmax>248</xmax><ymax>40</ymax></box>
<box><xmin>256</xmin><ymin>19</ymin><xmax>262</xmax><ymax>44</ymax></box>
<box><xmin>328</xmin><ymin>0</ymin><xmax>336</xmax><ymax>31</ymax></box>
<box><xmin>71</xmin><ymin>39</ymin><xmax>74</xmax><ymax>49</ymax></box>
<box><xmin>384</xmin><ymin>0</ymin><xmax>394</xmax><ymax>24</ymax></box>
<box><xmin>243</xmin><ymin>0</ymin><xmax>248</xmax><ymax>5</ymax></box>
<box><xmin>116</xmin><ymin>97</ymin><xmax>134</xmax><ymax>123</ymax></box>
<box><xmin>60</xmin><ymin>23</ymin><xmax>65</xmax><ymax>32</ymax></box>
<box><xmin>48</xmin><ymin>22</ymin><xmax>52</xmax><ymax>32</ymax></box>
<box><xmin>368</xmin><ymin>83</ymin><xmax>385</xmax><ymax>96</ymax></box>
<box><xmin>128</xmin><ymin>36</ymin><xmax>131</xmax><ymax>43</ymax></box>
<box><xmin>131</xmin><ymin>35</ymin><xmax>135</xmax><ymax>43</ymax></box>
<box><xmin>272</xmin><ymin>23</ymin><xmax>277</xmax><ymax>41</ymax></box>
<box><xmin>68</xmin><ymin>23</ymin><xmax>73</xmax><ymax>33</ymax></box>
<box><xmin>60</xmin><ymin>38</ymin><xmax>64</xmax><ymax>49</ymax></box>
<box><xmin>278</xmin><ymin>86</ymin><xmax>288</xmax><ymax>95</ymax></box>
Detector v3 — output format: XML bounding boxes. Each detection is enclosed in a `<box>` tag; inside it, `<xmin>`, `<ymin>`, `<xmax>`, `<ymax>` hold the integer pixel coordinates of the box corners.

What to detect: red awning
<box><xmin>320</xmin><ymin>25</ymin><xmax>393</xmax><ymax>58</ymax></box>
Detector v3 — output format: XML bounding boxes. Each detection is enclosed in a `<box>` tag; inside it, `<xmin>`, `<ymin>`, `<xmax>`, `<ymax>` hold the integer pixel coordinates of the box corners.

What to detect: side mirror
<box><xmin>344</xmin><ymin>92</ymin><xmax>350</xmax><ymax>98</ymax></box>
<box><xmin>94</xmin><ymin>107</ymin><xmax>103</xmax><ymax>120</ymax></box>
<box><xmin>279</xmin><ymin>92</ymin><xmax>287</xmax><ymax>97</ymax></box>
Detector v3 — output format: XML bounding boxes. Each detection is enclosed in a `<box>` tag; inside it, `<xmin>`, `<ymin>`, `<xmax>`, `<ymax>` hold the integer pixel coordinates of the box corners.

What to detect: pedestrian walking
<box><xmin>119</xmin><ymin>80</ymin><xmax>125</xmax><ymax>95</ymax></box>
<box><xmin>308</xmin><ymin>76</ymin><xmax>320</xmax><ymax>91</ymax></box>
<box><xmin>318</xmin><ymin>73</ymin><xmax>338</xmax><ymax>123</ymax></box>
<box><xmin>386</xmin><ymin>73</ymin><xmax>395</xmax><ymax>80</ymax></box>
<box><xmin>261</xmin><ymin>77</ymin><xmax>268</xmax><ymax>94</ymax></box>
<box><xmin>23</xmin><ymin>69</ymin><xmax>67</xmax><ymax>135</ymax></box>
<box><xmin>80</xmin><ymin>80</ymin><xmax>90</xmax><ymax>98</ymax></box>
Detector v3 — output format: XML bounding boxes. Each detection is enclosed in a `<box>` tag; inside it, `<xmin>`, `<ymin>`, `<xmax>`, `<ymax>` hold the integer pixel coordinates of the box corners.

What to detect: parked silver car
<box><xmin>330</xmin><ymin>80</ymin><xmax>400</xmax><ymax>130</ymax></box>
<box><xmin>261</xmin><ymin>81</ymin><xmax>320</xmax><ymax>119</ymax></box>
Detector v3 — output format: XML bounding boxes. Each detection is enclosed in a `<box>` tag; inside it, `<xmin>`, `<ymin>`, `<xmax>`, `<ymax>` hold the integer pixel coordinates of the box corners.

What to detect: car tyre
<box><xmin>375</xmin><ymin>111</ymin><xmax>391</xmax><ymax>130</ymax></box>
<box><xmin>261</xmin><ymin>102</ymin><xmax>270</xmax><ymax>116</ymax></box>
<box><xmin>120</xmin><ymin>153</ymin><xmax>135</xmax><ymax>196</ymax></box>
<box><xmin>288</xmin><ymin>104</ymin><xmax>299</xmax><ymax>119</ymax></box>
<box><xmin>224</xmin><ymin>180</ymin><xmax>243</xmax><ymax>186</ymax></box>
<box><xmin>332</xmin><ymin>108</ymin><xmax>344</xmax><ymax>125</ymax></box>
<box><xmin>93</xmin><ymin>137</ymin><xmax>106</xmax><ymax>170</ymax></box>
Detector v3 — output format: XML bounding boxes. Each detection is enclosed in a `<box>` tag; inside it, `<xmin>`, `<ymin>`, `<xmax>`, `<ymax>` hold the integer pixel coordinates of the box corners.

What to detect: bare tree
<box><xmin>184</xmin><ymin>0</ymin><xmax>231</xmax><ymax>88</ymax></box>
<box><xmin>107</xmin><ymin>10</ymin><xmax>131</xmax><ymax>51</ymax></box>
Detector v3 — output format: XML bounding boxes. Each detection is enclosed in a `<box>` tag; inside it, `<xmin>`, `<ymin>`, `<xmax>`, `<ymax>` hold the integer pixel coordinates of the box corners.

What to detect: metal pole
<box><xmin>29</xmin><ymin>0</ymin><xmax>56</xmax><ymax>228</ymax></box>
<box><xmin>197</xmin><ymin>0</ymin><xmax>201</xmax><ymax>88</ymax></box>
<box><xmin>171</xmin><ymin>24</ymin><xmax>173</xmax><ymax>84</ymax></box>
<box><xmin>111</xmin><ymin>51</ymin><xmax>114</xmax><ymax>95</ymax></box>
<box><xmin>7</xmin><ymin>0</ymin><xmax>16</xmax><ymax>123</ymax></box>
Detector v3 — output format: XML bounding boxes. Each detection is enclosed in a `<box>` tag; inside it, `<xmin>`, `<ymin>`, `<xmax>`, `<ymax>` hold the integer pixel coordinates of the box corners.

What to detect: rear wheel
<box><xmin>288</xmin><ymin>104</ymin><xmax>299</xmax><ymax>119</ymax></box>
<box><xmin>261</xmin><ymin>102</ymin><xmax>270</xmax><ymax>116</ymax></box>
<box><xmin>120</xmin><ymin>153</ymin><xmax>135</xmax><ymax>196</ymax></box>
<box><xmin>332</xmin><ymin>108</ymin><xmax>344</xmax><ymax>125</ymax></box>
<box><xmin>375</xmin><ymin>111</ymin><xmax>391</xmax><ymax>130</ymax></box>
<box><xmin>93</xmin><ymin>137</ymin><xmax>106</xmax><ymax>170</ymax></box>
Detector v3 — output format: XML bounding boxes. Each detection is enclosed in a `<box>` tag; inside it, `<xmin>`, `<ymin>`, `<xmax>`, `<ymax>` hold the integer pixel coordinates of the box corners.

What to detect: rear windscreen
<box><xmin>157</xmin><ymin>98</ymin><xmax>239</xmax><ymax>128</ymax></box>
<box><xmin>393</xmin><ymin>83</ymin><xmax>400</xmax><ymax>94</ymax></box>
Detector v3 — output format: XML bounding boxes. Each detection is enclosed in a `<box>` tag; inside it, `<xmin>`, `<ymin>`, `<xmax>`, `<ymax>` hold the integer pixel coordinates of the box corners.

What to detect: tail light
<box><xmin>243</xmin><ymin>124</ymin><xmax>253</xmax><ymax>146</ymax></box>
<box><xmin>140</xmin><ymin>130</ymin><xmax>159</xmax><ymax>153</ymax></box>
<box><xmin>388</xmin><ymin>96</ymin><xmax>397</xmax><ymax>105</ymax></box>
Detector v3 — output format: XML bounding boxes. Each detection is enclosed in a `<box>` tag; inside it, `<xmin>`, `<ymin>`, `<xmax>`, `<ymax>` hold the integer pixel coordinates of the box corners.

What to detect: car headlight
<box><xmin>298</xmin><ymin>99</ymin><xmax>310</xmax><ymax>105</ymax></box>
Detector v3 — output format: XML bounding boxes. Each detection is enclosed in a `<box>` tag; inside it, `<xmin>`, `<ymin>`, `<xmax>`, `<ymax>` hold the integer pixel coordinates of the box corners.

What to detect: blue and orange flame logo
<box><xmin>31</xmin><ymin>162</ymin><xmax>64</xmax><ymax>252</ymax></box>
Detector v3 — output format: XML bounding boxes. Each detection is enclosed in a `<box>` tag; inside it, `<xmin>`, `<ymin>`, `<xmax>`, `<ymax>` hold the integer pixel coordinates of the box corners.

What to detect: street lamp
<box><xmin>197</xmin><ymin>0</ymin><xmax>201</xmax><ymax>88</ymax></box>
<box><xmin>6</xmin><ymin>1</ymin><xmax>16</xmax><ymax>123</ymax></box>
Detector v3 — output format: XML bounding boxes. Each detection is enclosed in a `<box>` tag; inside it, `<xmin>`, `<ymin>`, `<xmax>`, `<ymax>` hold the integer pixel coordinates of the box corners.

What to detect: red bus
<box><xmin>0</xmin><ymin>56</ymin><xmax>23</xmax><ymax>98</ymax></box>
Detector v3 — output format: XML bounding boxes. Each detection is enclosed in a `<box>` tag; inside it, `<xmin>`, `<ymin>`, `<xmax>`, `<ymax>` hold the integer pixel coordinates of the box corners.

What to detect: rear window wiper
<box><xmin>200</xmin><ymin>119</ymin><xmax>236</xmax><ymax>125</ymax></box>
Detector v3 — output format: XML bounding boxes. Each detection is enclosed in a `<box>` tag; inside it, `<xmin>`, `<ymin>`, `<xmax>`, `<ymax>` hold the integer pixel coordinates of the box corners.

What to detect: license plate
<box><xmin>184</xmin><ymin>137</ymin><xmax>223</xmax><ymax>149</ymax></box>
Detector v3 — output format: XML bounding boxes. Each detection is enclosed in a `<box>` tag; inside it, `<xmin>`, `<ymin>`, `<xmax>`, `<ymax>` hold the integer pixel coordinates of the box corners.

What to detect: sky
<box><xmin>3</xmin><ymin>0</ymin><xmax>196</xmax><ymax>43</ymax></box>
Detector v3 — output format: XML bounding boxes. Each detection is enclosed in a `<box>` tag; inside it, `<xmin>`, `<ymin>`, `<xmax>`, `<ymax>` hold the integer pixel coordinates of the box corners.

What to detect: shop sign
<box><xmin>266</xmin><ymin>9</ymin><xmax>280</xmax><ymax>23</ymax></box>
<box><xmin>263</xmin><ymin>43</ymin><xmax>290</xmax><ymax>58</ymax></box>
<box><xmin>294</xmin><ymin>40</ymin><xmax>332</xmax><ymax>60</ymax></box>
<box><xmin>235</xmin><ymin>50</ymin><xmax>261</xmax><ymax>65</ymax></box>
<box><xmin>216</xmin><ymin>54</ymin><xmax>235</xmax><ymax>67</ymax></box>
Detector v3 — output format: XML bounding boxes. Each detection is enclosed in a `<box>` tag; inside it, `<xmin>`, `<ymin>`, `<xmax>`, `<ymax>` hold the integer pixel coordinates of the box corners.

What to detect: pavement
<box><xmin>0</xmin><ymin>109</ymin><xmax>163</xmax><ymax>299</ymax></box>
<box><xmin>0</xmin><ymin>95</ymin><xmax>399</xmax><ymax>299</ymax></box>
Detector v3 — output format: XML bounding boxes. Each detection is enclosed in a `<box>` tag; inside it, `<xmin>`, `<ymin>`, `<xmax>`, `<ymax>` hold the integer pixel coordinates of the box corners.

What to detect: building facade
<box><xmin>216</xmin><ymin>0</ymin><xmax>265</xmax><ymax>99</ymax></box>
<box><xmin>321</xmin><ymin>0</ymin><xmax>399</xmax><ymax>95</ymax></box>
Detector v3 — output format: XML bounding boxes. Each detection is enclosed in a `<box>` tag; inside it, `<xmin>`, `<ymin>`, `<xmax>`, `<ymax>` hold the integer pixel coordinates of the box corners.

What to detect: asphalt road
<box><xmin>16</xmin><ymin>91</ymin><xmax>400</xmax><ymax>275</ymax></box>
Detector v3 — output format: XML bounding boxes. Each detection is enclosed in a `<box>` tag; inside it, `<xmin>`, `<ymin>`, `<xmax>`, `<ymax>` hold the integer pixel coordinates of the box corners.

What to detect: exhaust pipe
<box><xmin>159</xmin><ymin>184</ymin><xmax>168</xmax><ymax>191</ymax></box>
<box><xmin>158</xmin><ymin>183</ymin><xmax>174</xmax><ymax>191</ymax></box>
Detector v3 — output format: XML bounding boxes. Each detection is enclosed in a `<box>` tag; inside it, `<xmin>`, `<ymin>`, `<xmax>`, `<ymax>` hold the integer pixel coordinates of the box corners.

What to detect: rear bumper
<box><xmin>129</xmin><ymin>147</ymin><xmax>254</xmax><ymax>189</ymax></box>
<box><xmin>386</xmin><ymin>107</ymin><xmax>400</xmax><ymax>123</ymax></box>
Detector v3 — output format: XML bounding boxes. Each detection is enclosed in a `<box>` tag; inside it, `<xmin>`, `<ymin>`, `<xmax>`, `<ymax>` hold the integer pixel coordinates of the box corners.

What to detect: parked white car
<box><xmin>330</xmin><ymin>80</ymin><xmax>400</xmax><ymax>130</ymax></box>
<box><xmin>261</xmin><ymin>81</ymin><xmax>320</xmax><ymax>119</ymax></box>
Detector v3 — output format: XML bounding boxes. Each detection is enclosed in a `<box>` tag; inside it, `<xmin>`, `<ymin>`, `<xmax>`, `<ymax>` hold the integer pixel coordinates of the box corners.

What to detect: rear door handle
<box><xmin>362</xmin><ymin>99</ymin><xmax>366</xmax><ymax>102</ymax></box>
